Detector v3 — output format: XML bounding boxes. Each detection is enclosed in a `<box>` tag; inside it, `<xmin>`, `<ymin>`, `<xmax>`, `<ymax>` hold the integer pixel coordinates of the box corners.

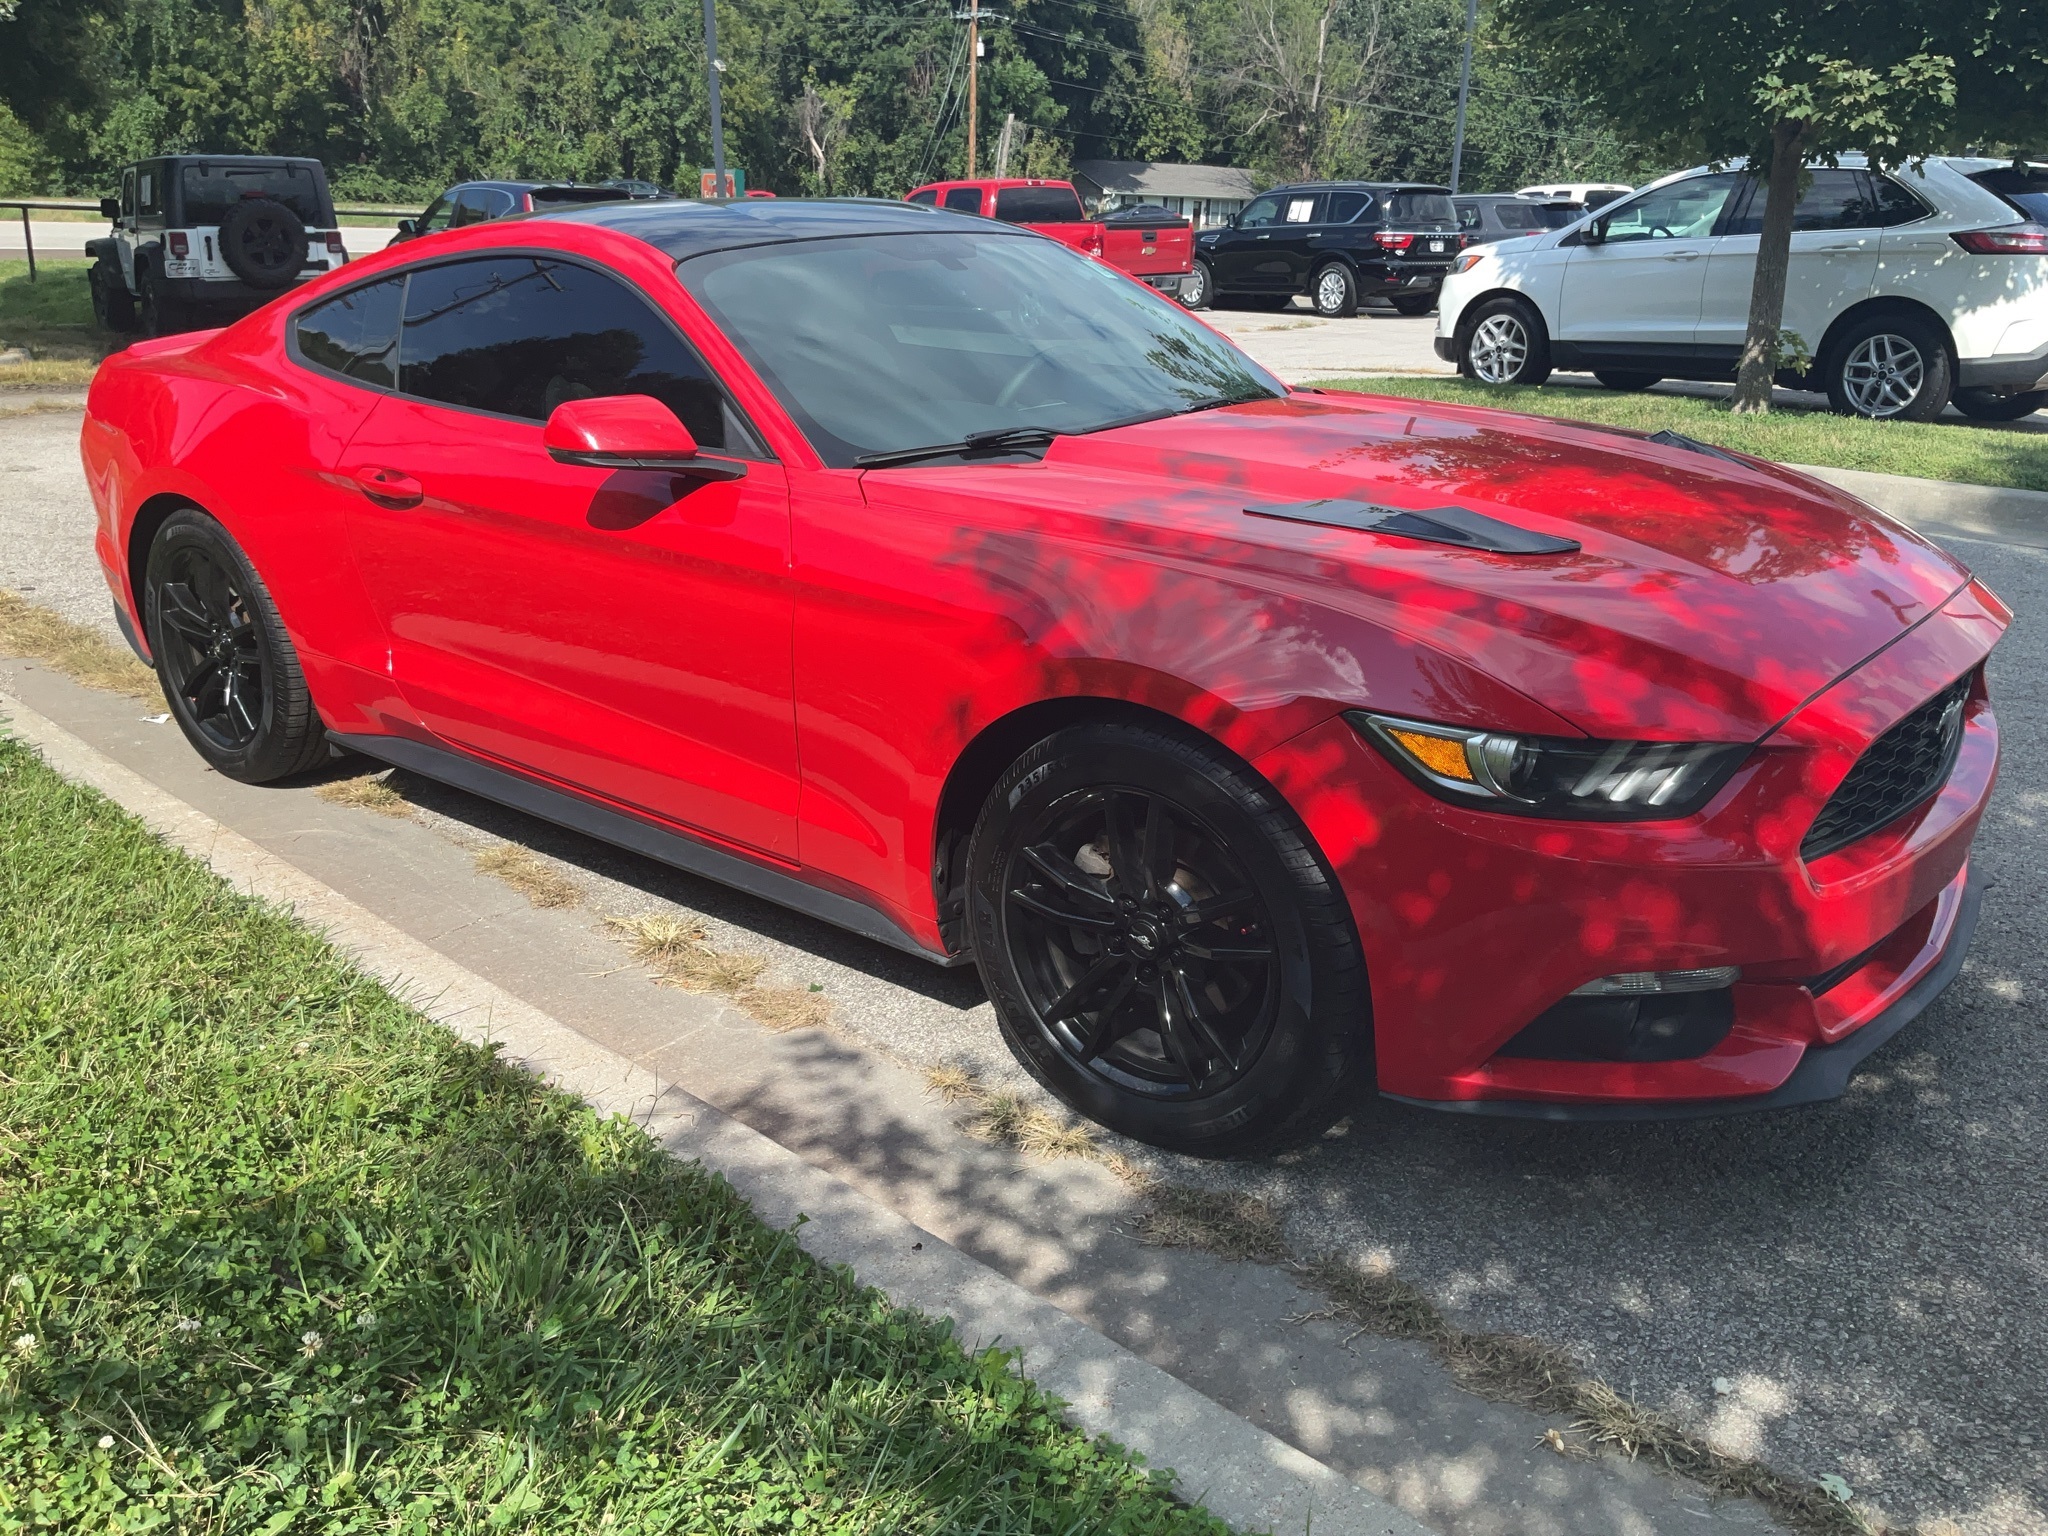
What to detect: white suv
<box><xmin>1435</xmin><ymin>155</ymin><xmax>2048</xmax><ymax>421</ymax></box>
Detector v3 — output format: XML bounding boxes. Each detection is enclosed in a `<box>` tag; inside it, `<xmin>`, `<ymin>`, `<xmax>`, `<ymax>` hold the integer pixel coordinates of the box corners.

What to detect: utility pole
<box><xmin>966</xmin><ymin>0</ymin><xmax>980</xmax><ymax>176</ymax></box>
<box><xmin>1448</xmin><ymin>0</ymin><xmax>1477</xmax><ymax>193</ymax></box>
<box><xmin>702</xmin><ymin>0</ymin><xmax>728</xmax><ymax>195</ymax></box>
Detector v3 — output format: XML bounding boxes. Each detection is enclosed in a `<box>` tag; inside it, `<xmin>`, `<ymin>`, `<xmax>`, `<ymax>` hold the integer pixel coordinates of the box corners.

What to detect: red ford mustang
<box><xmin>81</xmin><ymin>199</ymin><xmax>2006</xmax><ymax>1154</ymax></box>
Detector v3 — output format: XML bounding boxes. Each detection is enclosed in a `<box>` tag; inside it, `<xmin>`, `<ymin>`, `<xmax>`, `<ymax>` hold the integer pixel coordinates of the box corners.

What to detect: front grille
<box><xmin>1802</xmin><ymin>677</ymin><xmax>1970</xmax><ymax>861</ymax></box>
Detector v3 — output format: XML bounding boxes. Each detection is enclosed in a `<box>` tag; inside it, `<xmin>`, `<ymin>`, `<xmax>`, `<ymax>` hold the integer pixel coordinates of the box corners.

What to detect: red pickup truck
<box><xmin>905</xmin><ymin>178</ymin><xmax>1195</xmax><ymax>296</ymax></box>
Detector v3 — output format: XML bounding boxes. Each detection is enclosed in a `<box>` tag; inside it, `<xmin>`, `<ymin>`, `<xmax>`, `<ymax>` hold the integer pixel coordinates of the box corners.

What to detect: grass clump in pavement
<box><xmin>475</xmin><ymin>840</ymin><xmax>582</xmax><ymax>908</ymax></box>
<box><xmin>1333</xmin><ymin>375</ymin><xmax>2048</xmax><ymax>494</ymax></box>
<box><xmin>312</xmin><ymin>766</ymin><xmax>415</xmax><ymax>818</ymax></box>
<box><xmin>0</xmin><ymin>587</ymin><xmax>157</xmax><ymax>698</ymax></box>
<box><xmin>609</xmin><ymin>912</ymin><xmax>833</xmax><ymax>1033</ymax></box>
<box><xmin>0</xmin><ymin>737</ymin><xmax>1229</xmax><ymax>1535</ymax></box>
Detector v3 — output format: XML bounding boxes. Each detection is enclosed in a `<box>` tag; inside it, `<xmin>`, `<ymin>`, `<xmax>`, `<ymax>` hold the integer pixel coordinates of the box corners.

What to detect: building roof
<box><xmin>1071</xmin><ymin>160</ymin><xmax>1261</xmax><ymax>201</ymax></box>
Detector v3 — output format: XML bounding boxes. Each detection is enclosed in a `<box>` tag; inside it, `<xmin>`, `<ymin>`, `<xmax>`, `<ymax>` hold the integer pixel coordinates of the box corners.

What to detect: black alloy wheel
<box><xmin>137</xmin><ymin>266</ymin><xmax>184</xmax><ymax>338</ymax></box>
<box><xmin>145</xmin><ymin>510</ymin><xmax>330</xmax><ymax>783</ymax></box>
<box><xmin>969</xmin><ymin>721</ymin><xmax>1367</xmax><ymax>1155</ymax></box>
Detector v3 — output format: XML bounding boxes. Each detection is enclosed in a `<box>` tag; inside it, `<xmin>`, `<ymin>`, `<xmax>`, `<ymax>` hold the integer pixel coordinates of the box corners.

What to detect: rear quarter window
<box><xmin>295</xmin><ymin>276</ymin><xmax>405</xmax><ymax>389</ymax></box>
<box><xmin>1966</xmin><ymin>166</ymin><xmax>2048</xmax><ymax>223</ymax></box>
<box><xmin>993</xmin><ymin>186</ymin><xmax>1085</xmax><ymax>223</ymax></box>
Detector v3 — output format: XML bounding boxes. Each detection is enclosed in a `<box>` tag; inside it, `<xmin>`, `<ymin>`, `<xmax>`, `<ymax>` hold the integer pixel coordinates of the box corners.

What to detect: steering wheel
<box><xmin>1650</xmin><ymin>224</ymin><xmax>1675</xmax><ymax>237</ymax></box>
<box><xmin>995</xmin><ymin>350</ymin><xmax>1057</xmax><ymax>409</ymax></box>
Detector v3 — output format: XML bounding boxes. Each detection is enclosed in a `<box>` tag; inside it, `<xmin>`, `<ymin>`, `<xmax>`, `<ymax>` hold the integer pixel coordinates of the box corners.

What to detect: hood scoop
<box><xmin>1645</xmin><ymin>429</ymin><xmax>1749</xmax><ymax>465</ymax></box>
<box><xmin>1246</xmin><ymin>497</ymin><xmax>1580</xmax><ymax>555</ymax></box>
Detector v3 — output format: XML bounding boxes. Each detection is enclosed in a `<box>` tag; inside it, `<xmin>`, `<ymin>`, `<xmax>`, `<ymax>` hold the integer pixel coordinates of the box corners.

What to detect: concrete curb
<box><xmin>1789</xmin><ymin>462</ymin><xmax>2048</xmax><ymax>550</ymax></box>
<box><xmin>0</xmin><ymin>689</ymin><xmax>1431</xmax><ymax>1536</ymax></box>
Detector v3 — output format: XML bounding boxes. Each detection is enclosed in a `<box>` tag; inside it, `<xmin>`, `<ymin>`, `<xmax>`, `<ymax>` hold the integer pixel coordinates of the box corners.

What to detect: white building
<box><xmin>1071</xmin><ymin>160</ymin><xmax>1262</xmax><ymax>228</ymax></box>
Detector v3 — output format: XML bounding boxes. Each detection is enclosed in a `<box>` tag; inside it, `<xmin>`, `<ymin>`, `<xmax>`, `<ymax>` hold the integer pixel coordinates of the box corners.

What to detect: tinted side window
<box><xmin>296</xmin><ymin>276</ymin><xmax>405</xmax><ymax>389</ymax></box>
<box><xmin>1869</xmin><ymin>173</ymin><xmax>1934</xmax><ymax>226</ymax></box>
<box><xmin>120</xmin><ymin>169</ymin><xmax>136</xmax><ymax>219</ymax></box>
<box><xmin>1455</xmin><ymin>200</ymin><xmax>1481</xmax><ymax>229</ymax></box>
<box><xmin>1326</xmin><ymin>191</ymin><xmax>1370</xmax><ymax>224</ymax></box>
<box><xmin>1238</xmin><ymin>195</ymin><xmax>1282</xmax><ymax>229</ymax></box>
<box><xmin>1723</xmin><ymin>169</ymin><xmax>1883</xmax><ymax>235</ymax></box>
<box><xmin>907</xmin><ymin>188</ymin><xmax>938</xmax><ymax>205</ymax></box>
<box><xmin>397</xmin><ymin>255</ymin><xmax>748</xmax><ymax>451</ymax></box>
<box><xmin>138</xmin><ymin>169</ymin><xmax>159</xmax><ymax>217</ymax></box>
<box><xmin>943</xmin><ymin>187</ymin><xmax>983</xmax><ymax>214</ymax></box>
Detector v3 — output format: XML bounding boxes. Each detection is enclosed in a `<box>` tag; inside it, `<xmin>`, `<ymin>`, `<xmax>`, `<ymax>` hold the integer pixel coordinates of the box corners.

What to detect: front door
<box><xmin>1210</xmin><ymin>194</ymin><xmax>1294</xmax><ymax>291</ymax></box>
<box><xmin>1556</xmin><ymin>172</ymin><xmax>1740</xmax><ymax>346</ymax></box>
<box><xmin>1697</xmin><ymin>169</ymin><xmax>1882</xmax><ymax>358</ymax></box>
<box><xmin>338</xmin><ymin>251</ymin><xmax>801</xmax><ymax>861</ymax></box>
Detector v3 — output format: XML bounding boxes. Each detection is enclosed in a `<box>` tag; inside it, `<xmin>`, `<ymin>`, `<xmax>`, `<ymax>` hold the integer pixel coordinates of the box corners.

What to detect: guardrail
<box><xmin>0</xmin><ymin>197</ymin><xmax>418</xmax><ymax>280</ymax></box>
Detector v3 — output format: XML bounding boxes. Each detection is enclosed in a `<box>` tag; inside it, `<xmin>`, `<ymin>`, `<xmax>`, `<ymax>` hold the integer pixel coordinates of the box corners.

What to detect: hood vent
<box><xmin>1246</xmin><ymin>498</ymin><xmax>1580</xmax><ymax>555</ymax></box>
<box><xmin>1646</xmin><ymin>429</ymin><xmax>1749</xmax><ymax>465</ymax></box>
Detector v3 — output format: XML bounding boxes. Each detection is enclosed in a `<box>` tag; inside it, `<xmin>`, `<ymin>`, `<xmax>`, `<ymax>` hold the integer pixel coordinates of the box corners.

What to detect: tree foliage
<box><xmin>0</xmin><ymin>0</ymin><xmax>1646</xmax><ymax>199</ymax></box>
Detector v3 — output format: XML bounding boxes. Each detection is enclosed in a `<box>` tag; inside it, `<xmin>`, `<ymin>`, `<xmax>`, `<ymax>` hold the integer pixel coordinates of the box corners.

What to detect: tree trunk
<box><xmin>1731</xmin><ymin>117</ymin><xmax>1805</xmax><ymax>415</ymax></box>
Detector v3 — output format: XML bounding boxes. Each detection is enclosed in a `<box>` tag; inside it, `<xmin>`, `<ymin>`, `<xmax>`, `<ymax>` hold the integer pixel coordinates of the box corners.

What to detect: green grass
<box><xmin>0</xmin><ymin>259</ymin><xmax>103</xmax><ymax>385</ymax></box>
<box><xmin>1329</xmin><ymin>376</ymin><xmax>2048</xmax><ymax>494</ymax></box>
<box><xmin>0</xmin><ymin>735</ymin><xmax>1228</xmax><ymax>1536</ymax></box>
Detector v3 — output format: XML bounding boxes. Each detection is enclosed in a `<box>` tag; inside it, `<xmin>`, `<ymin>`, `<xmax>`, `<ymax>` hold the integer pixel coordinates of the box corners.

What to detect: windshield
<box><xmin>180</xmin><ymin>163</ymin><xmax>326</xmax><ymax>225</ymax></box>
<box><xmin>679</xmin><ymin>231</ymin><xmax>1284</xmax><ymax>467</ymax></box>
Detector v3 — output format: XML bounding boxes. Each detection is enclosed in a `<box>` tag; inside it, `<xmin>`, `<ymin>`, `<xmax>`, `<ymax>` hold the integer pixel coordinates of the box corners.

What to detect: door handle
<box><xmin>1256</xmin><ymin>233</ymin><xmax>1271</xmax><ymax>239</ymax></box>
<box><xmin>1665</xmin><ymin>250</ymin><xmax>1702</xmax><ymax>261</ymax></box>
<box><xmin>352</xmin><ymin>466</ymin><xmax>423</xmax><ymax>508</ymax></box>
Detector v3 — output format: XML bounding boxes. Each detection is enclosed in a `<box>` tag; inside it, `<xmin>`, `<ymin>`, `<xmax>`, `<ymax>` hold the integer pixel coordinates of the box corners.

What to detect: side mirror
<box><xmin>395</xmin><ymin>218</ymin><xmax>417</xmax><ymax>236</ymax></box>
<box><xmin>100</xmin><ymin>197</ymin><xmax>121</xmax><ymax>220</ymax></box>
<box><xmin>543</xmin><ymin>395</ymin><xmax>744</xmax><ymax>478</ymax></box>
<box><xmin>1227</xmin><ymin>212</ymin><xmax>1240</xmax><ymax>228</ymax></box>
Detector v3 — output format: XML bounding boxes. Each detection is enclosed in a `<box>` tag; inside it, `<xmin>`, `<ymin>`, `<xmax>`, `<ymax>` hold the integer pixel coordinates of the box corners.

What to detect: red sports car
<box><xmin>81</xmin><ymin>199</ymin><xmax>2006</xmax><ymax>1154</ymax></box>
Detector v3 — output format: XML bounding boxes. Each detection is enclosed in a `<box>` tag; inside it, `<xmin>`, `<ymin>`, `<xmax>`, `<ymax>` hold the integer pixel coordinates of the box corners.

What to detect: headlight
<box><xmin>1348</xmin><ymin>712</ymin><xmax>1749</xmax><ymax>820</ymax></box>
<box><xmin>1450</xmin><ymin>248</ymin><xmax>1488</xmax><ymax>274</ymax></box>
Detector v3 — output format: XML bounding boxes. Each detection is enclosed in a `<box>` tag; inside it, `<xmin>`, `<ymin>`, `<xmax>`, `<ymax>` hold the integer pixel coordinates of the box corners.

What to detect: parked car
<box><xmin>1454</xmin><ymin>192</ymin><xmax>1584</xmax><ymax>245</ymax></box>
<box><xmin>904</xmin><ymin>178</ymin><xmax>1195</xmax><ymax>293</ymax></box>
<box><xmin>1186</xmin><ymin>182</ymin><xmax>1461</xmax><ymax>317</ymax></box>
<box><xmin>1438</xmin><ymin>155</ymin><xmax>2048</xmax><ymax>421</ymax></box>
<box><xmin>87</xmin><ymin>155</ymin><xmax>348</xmax><ymax>336</ymax></box>
<box><xmin>83</xmin><ymin>197</ymin><xmax>2003</xmax><ymax>1152</ymax></box>
<box><xmin>1517</xmin><ymin>182</ymin><xmax>1632</xmax><ymax>210</ymax></box>
<box><xmin>389</xmin><ymin>181</ymin><xmax>635</xmax><ymax>243</ymax></box>
<box><xmin>603</xmin><ymin>178</ymin><xmax>672</xmax><ymax>199</ymax></box>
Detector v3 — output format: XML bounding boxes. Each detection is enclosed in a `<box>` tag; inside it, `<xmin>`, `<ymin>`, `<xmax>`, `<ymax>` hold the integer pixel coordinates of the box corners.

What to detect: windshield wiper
<box><xmin>1176</xmin><ymin>390</ymin><xmax>1276</xmax><ymax>415</ymax></box>
<box><xmin>855</xmin><ymin>425</ymin><xmax>1060</xmax><ymax>469</ymax></box>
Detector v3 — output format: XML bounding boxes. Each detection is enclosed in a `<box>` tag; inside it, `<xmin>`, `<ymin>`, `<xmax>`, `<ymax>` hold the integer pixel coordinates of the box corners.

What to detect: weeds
<box><xmin>607</xmin><ymin>913</ymin><xmax>834</xmax><ymax>1033</ymax></box>
<box><xmin>474</xmin><ymin>843</ymin><xmax>582</xmax><ymax>907</ymax></box>
<box><xmin>313</xmin><ymin>767</ymin><xmax>413</xmax><ymax>818</ymax></box>
<box><xmin>0</xmin><ymin>589</ymin><xmax>157</xmax><ymax>699</ymax></box>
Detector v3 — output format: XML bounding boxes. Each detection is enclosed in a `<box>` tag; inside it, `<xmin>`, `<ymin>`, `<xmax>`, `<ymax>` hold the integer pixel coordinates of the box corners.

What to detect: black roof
<box><xmin>545</xmin><ymin>196</ymin><xmax>996</xmax><ymax>258</ymax></box>
<box><xmin>1260</xmin><ymin>180</ymin><xmax>1454</xmax><ymax>195</ymax></box>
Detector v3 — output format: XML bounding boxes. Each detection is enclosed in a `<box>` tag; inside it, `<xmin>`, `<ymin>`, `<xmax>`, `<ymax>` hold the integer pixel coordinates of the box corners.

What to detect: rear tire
<box><xmin>1594</xmin><ymin>370</ymin><xmax>1661</xmax><ymax>391</ymax></box>
<box><xmin>1182</xmin><ymin>258</ymin><xmax>1215</xmax><ymax>310</ymax></box>
<box><xmin>1458</xmin><ymin>295</ymin><xmax>1551</xmax><ymax>386</ymax></box>
<box><xmin>1389</xmin><ymin>293</ymin><xmax>1437</xmax><ymax>316</ymax></box>
<box><xmin>1310</xmin><ymin>262</ymin><xmax>1358</xmax><ymax>318</ymax></box>
<box><xmin>137</xmin><ymin>265</ymin><xmax>187</xmax><ymax>338</ymax></box>
<box><xmin>144</xmin><ymin>510</ymin><xmax>330</xmax><ymax>784</ymax></box>
<box><xmin>967</xmin><ymin>720</ymin><xmax>1368</xmax><ymax>1157</ymax></box>
<box><xmin>1951</xmin><ymin>386</ymin><xmax>2046</xmax><ymax>422</ymax></box>
<box><xmin>1824</xmin><ymin>312</ymin><xmax>1952</xmax><ymax>421</ymax></box>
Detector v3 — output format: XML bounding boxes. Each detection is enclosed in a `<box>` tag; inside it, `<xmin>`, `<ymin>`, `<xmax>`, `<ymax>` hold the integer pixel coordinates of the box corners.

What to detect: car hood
<box><xmin>1005</xmin><ymin>392</ymin><xmax>1972</xmax><ymax>741</ymax></box>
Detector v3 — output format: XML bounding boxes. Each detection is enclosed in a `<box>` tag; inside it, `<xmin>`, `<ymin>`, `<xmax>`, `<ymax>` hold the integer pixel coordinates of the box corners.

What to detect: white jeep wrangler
<box><xmin>87</xmin><ymin>155</ymin><xmax>349</xmax><ymax>336</ymax></box>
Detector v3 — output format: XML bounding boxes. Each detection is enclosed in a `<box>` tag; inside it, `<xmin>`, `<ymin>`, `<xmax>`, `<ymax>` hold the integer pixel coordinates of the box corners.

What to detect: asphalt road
<box><xmin>4</xmin><ymin>405</ymin><xmax>2043</xmax><ymax>1533</ymax></box>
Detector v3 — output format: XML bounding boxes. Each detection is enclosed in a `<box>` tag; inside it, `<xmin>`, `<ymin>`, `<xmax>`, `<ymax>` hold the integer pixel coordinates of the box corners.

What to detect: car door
<box><xmin>1556</xmin><ymin>172</ymin><xmax>1740</xmax><ymax>346</ymax></box>
<box><xmin>1267</xmin><ymin>191</ymin><xmax>1327</xmax><ymax>290</ymax></box>
<box><xmin>1209</xmin><ymin>194</ymin><xmax>1284</xmax><ymax>289</ymax></box>
<box><xmin>1696</xmin><ymin>169</ymin><xmax>1882</xmax><ymax>359</ymax></box>
<box><xmin>338</xmin><ymin>250</ymin><xmax>801</xmax><ymax>860</ymax></box>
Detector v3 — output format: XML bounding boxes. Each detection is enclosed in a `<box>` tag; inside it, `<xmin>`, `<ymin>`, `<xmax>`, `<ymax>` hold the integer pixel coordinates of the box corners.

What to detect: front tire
<box><xmin>1824</xmin><ymin>312</ymin><xmax>1952</xmax><ymax>421</ymax></box>
<box><xmin>1459</xmin><ymin>296</ymin><xmax>1551</xmax><ymax>386</ymax></box>
<box><xmin>1182</xmin><ymin>258</ymin><xmax>1215</xmax><ymax>310</ymax></box>
<box><xmin>1311</xmin><ymin>262</ymin><xmax>1358</xmax><ymax>318</ymax></box>
<box><xmin>144</xmin><ymin>510</ymin><xmax>330</xmax><ymax>784</ymax></box>
<box><xmin>1951</xmin><ymin>386</ymin><xmax>2046</xmax><ymax>422</ymax></box>
<box><xmin>967</xmin><ymin>721</ymin><xmax>1367</xmax><ymax>1157</ymax></box>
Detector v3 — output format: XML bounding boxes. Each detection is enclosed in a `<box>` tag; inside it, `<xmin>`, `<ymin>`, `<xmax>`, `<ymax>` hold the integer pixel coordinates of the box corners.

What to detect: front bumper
<box><xmin>1433</xmin><ymin>336</ymin><xmax>1457</xmax><ymax>362</ymax></box>
<box><xmin>1253</xmin><ymin>581</ymin><xmax>2005</xmax><ymax>1117</ymax></box>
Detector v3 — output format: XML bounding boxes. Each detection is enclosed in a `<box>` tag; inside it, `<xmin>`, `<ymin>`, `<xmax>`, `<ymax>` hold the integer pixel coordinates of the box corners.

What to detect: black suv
<box><xmin>390</xmin><ymin>181</ymin><xmax>639</xmax><ymax>243</ymax></box>
<box><xmin>1188</xmin><ymin>183</ymin><xmax>1461</xmax><ymax>317</ymax></box>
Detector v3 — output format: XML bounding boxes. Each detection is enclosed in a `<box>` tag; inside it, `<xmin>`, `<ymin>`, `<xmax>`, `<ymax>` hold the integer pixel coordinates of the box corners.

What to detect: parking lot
<box><xmin>2</xmin><ymin>395</ymin><xmax>2043</xmax><ymax>1533</ymax></box>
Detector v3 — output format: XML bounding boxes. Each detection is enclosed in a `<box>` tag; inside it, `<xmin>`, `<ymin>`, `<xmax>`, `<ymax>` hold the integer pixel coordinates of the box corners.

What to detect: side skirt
<box><xmin>328</xmin><ymin>730</ymin><xmax>968</xmax><ymax>969</ymax></box>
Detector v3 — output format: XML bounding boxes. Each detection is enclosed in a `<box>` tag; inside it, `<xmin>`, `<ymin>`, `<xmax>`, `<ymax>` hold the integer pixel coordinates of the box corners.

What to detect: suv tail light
<box><xmin>1952</xmin><ymin>224</ymin><xmax>2048</xmax><ymax>254</ymax></box>
<box><xmin>1374</xmin><ymin>231</ymin><xmax>1414</xmax><ymax>251</ymax></box>
<box><xmin>325</xmin><ymin>231</ymin><xmax>346</xmax><ymax>253</ymax></box>
<box><xmin>167</xmin><ymin>231</ymin><xmax>189</xmax><ymax>259</ymax></box>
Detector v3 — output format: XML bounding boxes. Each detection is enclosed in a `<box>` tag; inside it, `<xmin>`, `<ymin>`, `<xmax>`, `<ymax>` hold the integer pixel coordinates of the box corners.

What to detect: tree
<box><xmin>1497</xmin><ymin>0</ymin><xmax>1973</xmax><ymax>413</ymax></box>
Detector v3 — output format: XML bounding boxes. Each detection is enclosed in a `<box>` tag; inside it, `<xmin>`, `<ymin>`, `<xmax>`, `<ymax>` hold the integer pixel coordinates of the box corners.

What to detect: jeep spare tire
<box><xmin>218</xmin><ymin>198</ymin><xmax>309</xmax><ymax>290</ymax></box>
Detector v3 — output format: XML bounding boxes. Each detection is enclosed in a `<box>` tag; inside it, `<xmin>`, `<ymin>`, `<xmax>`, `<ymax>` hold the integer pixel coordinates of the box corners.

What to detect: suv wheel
<box><xmin>144</xmin><ymin>510</ymin><xmax>331</xmax><ymax>784</ymax></box>
<box><xmin>1825</xmin><ymin>313</ymin><xmax>1952</xmax><ymax>421</ymax></box>
<box><xmin>1182</xmin><ymin>258</ymin><xmax>1215</xmax><ymax>310</ymax></box>
<box><xmin>1595</xmin><ymin>370</ymin><xmax>1661</xmax><ymax>391</ymax></box>
<box><xmin>1459</xmin><ymin>296</ymin><xmax>1551</xmax><ymax>386</ymax></box>
<box><xmin>137</xmin><ymin>266</ymin><xmax>186</xmax><ymax>338</ymax></box>
<box><xmin>1389</xmin><ymin>293</ymin><xmax>1436</xmax><ymax>316</ymax></box>
<box><xmin>1952</xmin><ymin>386</ymin><xmax>2046</xmax><ymax>422</ymax></box>
<box><xmin>967</xmin><ymin>721</ymin><xmax>1368</xmax><ymax>1156</ymax></box>
<box><xmin>1311</xmin><ymin>263</ymin><xmax>1358</xmax><ymax>318</ymax></box>
<box><xmin>89</xmin><ymin>264</ymin><xmax>137</xmax><ymax>334</ymax></box>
